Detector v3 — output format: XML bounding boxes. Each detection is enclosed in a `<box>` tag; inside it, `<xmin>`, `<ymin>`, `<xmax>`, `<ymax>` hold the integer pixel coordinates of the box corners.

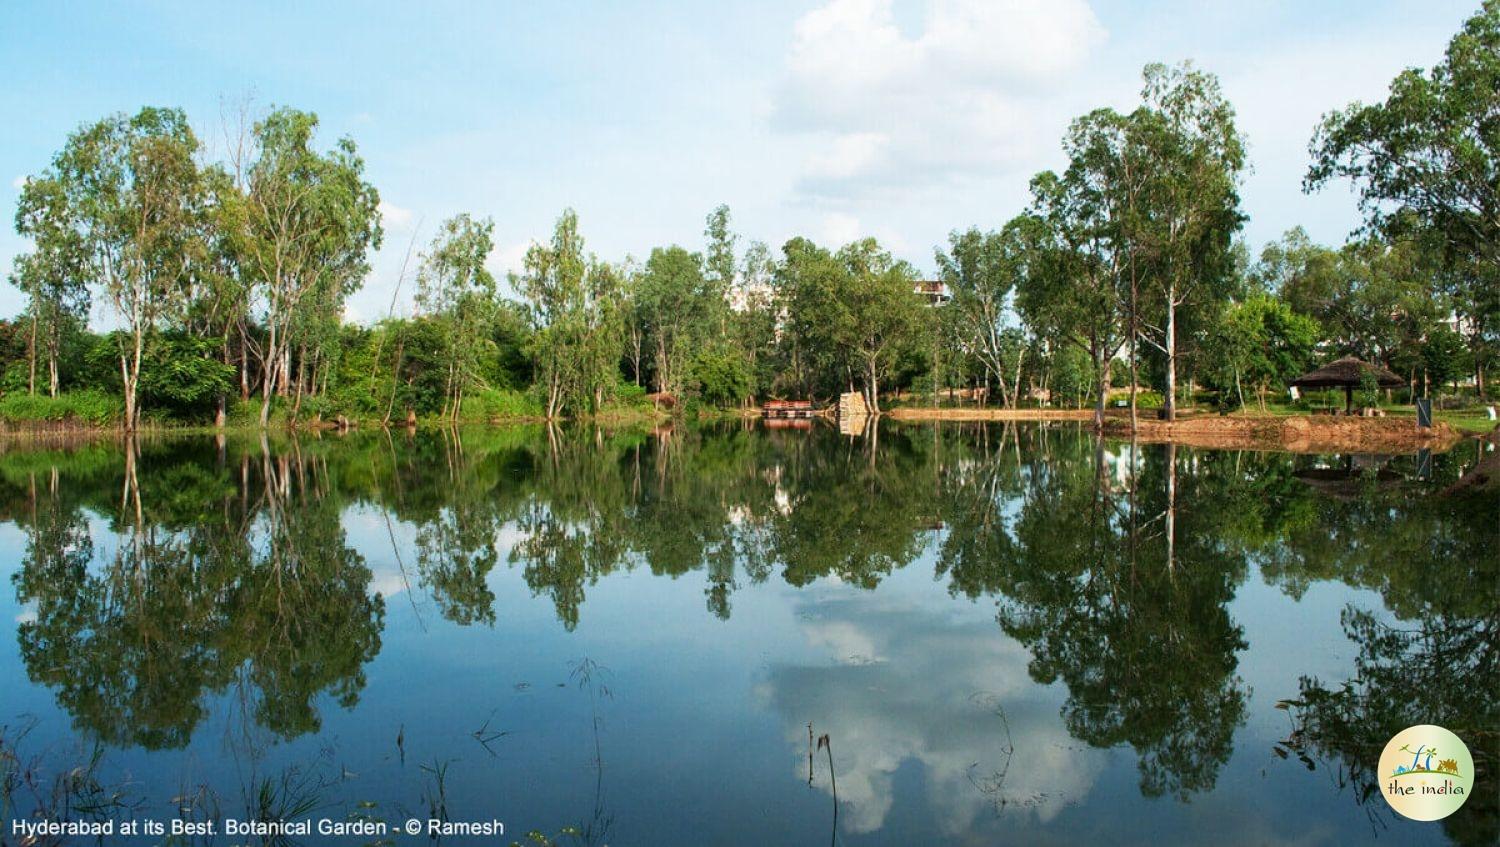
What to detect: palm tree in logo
<box><xmin>1398</xmin><ymin>744</ymin><xmax>1437</xmax><ymax>773</ymax></box>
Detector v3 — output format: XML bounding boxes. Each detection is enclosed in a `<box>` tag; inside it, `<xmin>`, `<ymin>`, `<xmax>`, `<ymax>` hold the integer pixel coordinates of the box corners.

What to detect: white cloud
<box><xmin>804</xmin><ymin>131</ymin><xmax>889</xmax><ymax>181</ymax></box>
<box><xmin>774</xmin><ymin>0</ymin><xmax>1106</xmax><ymax>197</ymax></box>
<box><xmin>819</xmin><ymin>212</ymin><xmax>862</xmax><ymax>246</ymax></box>
<box><xmin>11</xmin><ymin>175</ymin><xmax>26</xmax><ymax>190</ymax></box>
<box><xmin>378</xmin><ymin>200</ymin><xmax>416</xmax><ymax>231</ymax></box>
<box><xmin>488</xmin><ymin>240</ymin><xmax>531</xmax><ymax>278</ymax></box>
<box><xmin>342</xmin><ymin>299</ymin><xmax>367</xmax><ymax>324</ymax></box>
<box><xmin>480</xmin><ymin>240</ymin><xmax>534</xmax><ymax>301</ymax></box>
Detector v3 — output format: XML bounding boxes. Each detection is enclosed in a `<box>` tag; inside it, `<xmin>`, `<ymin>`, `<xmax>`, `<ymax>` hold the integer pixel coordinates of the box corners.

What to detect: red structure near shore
<box><xmin>762</xmin><ymin>400</ymin><xmax>818</xmax><ymax>419</ymax></box>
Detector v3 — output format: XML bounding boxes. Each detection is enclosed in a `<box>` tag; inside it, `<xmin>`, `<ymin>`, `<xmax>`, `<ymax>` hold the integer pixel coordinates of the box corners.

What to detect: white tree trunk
<box><xmin>1164</xmin><ymin>287</ymin><xmax>1177</xmax><ymax>422</ymax></box>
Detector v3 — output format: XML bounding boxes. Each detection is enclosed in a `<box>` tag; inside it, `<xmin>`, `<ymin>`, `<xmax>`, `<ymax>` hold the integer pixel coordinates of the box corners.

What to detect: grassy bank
<box><xmin>0</xmin><ymin>390</ymin><xmax>121</xmax><ymax>427</ymax></box>
<box><xmin>887</xmin><ymin>398</ymin><xmax>1496</xmax><ymax>436</ymax></box>
<box><xmin>4</xmin><ymin>389</ymin><xmax>1491</xmax><ymax>443</ymax></box>
<box><xmin>0</xmin><ymin>387</ymin><xmax>672</xmax><ymax>435</ymax></box>
<box><xmin>1210</xmin><ymin>401</ymin><xmax>1498</xmax><ymax>436</ymax></box>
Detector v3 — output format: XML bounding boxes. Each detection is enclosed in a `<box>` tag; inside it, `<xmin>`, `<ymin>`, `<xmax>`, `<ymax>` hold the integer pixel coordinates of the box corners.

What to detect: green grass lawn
<box><xmin>1216</xmin><ymin>400</ymin><xmax>1497</xmax><ymax>435</ymax></box>
<box><xmin>1430</xmin><ymin>411</ymin><xmax>1499</xmax><ymax>435</ymax></box>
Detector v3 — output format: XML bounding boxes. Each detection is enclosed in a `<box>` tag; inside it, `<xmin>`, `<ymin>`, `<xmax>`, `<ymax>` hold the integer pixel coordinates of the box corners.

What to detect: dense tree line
<box><xmin>6</xmin><ymin>4</ymin><xmax>1498</xmax><ymax>427</ymax></box>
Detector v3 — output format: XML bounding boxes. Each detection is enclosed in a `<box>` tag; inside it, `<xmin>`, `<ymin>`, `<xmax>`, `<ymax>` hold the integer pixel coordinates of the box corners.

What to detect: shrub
<box><xmin>226</xmin><ymin>397</ymin><xmax>261</xmax><ymax>427</ymax></box>
<box><xmin>613</xmin><ymin>382</ymin><xmax>648</xmax><ymax>405</ymax></box>
<box><xmin>314</xmin><ymin>385</ymin><xmax>363</xmax><ymax>420</ymax></box>
<box><xmin>1135</xmin><ymin>390</ymin><xmax>1164</xmax><ymax>410</ymax></box>
<box><xmin>138</xmin><ymin>335</ymin><xmax>236</xmax><ymax>421</ymax></box>
<box><xmin>227</xmin><ymin>396</ymin><xmax>292</xmax><ymax>428</ymax></box>
<box><xmin>460</xmin><ymin>388</ymin><xmax>543</xmax><ymax>420</ymax></box>
<box><xmin>691</xmin><ymin>347</ymin><xmax>753</xmax><ymax>407</ymax></box>
<box><xmin>0</xmin><ymin>390</ymin><xmax>121</xmax><ymax>425</ymax></box>
<box><xmin>298</xmin><ymin>393</ymin><xmax>337</xmax><ymax>422</ymax></box>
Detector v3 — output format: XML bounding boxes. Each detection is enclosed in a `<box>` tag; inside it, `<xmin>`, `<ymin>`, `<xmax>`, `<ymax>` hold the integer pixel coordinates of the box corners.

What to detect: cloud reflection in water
<box><xmin>760</xmin><ymin>592</ymin><xmax>1105</xmax><ymax>836</ymax></box>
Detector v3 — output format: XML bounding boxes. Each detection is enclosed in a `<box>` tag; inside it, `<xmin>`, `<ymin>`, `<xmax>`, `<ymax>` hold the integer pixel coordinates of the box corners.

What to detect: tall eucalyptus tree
<box><xmin>416</xmin><ymin>213</ymin><xmax>498</xmax><ymax>420</ymax></box>
<box><xmin>1132</xmin><ymin>63</ymin><xmax>1247</xmax><ymax>420</ymax></box>
<box><xmin>514</xmin><ymin>210</ymin><xmax>621</xmax><ymax>417</ymax></box>
<box><xmin>838</xmin><ymin>239</ymin><xmax>922</xmax><ymax>413</ymax></box>
<box><xmin>1019</xmin><ymin>148</ymin><xmax>1128</xmax><ymax>426</ymax></box>
<box><xmin>231</xmin><ymin>108</ymin><xmax>381</xmax><ymax>426</ymax></box>
<box><xmin>9</xmin><ymin>174</ymin><xmax>89</xmax><ymax>397</ymax></box>
<box><xmin>937</xmin><ymin>224</ymin><xmax>1030</xmax><ymax>409</ymax></box>
<box><xmin>17</xmin><ymin>108</ymin><xmax>204</xmax><ymax>430</ymax></box>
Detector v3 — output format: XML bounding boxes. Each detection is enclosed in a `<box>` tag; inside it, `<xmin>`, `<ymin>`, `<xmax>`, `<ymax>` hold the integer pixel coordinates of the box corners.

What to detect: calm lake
<box><xmin>0</xmin><ymin>422</ymin><xmax>1494</xmax><ymax>845</ymax></box>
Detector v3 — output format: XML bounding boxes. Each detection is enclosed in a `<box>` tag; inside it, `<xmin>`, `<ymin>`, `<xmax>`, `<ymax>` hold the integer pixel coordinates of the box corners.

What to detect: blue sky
<box><xmin>0</xmin><ymin>0</ymin><xmax>1480</xmax><ymax>324</ymax></box>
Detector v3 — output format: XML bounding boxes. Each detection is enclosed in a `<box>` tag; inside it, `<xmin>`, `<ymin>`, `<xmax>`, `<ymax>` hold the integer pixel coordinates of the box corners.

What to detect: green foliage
<box><xmin>235</xmin><ymin>107</ymin><xmax>383</xmax><ymax>426</ymax></box>
<box><xmin>941</xmin><ymin>222</ymin><xmax>1036</xmax><ymax>407</ymax></box>
<box><xmin>1357</xmin><ymin>370</ymin><xmax>1380</xmax><ymax>409</ymax></box>
<box><xmin>1307</xmin><ymin>2</ymin><xmax>1500</xmax><ymax>393</ymax></box>
<box><xmin>227</xmin><ymin>397</ymin><xmax>289</xmax><ymax>428</ymax></box>
<box><xmin>7</xmin><ymin>38</ymin><xmax>1497</xmax><ymax>427</ymax></box>
<box><xmin>460</xmin><ymin>388</ymin><xmax>544</xmax><ymax>420</ymax></box>
<box><xmin>613</xmin><ymin>381</ymin><xmax>647</xmax><ymax>404</ymax></box>
<box><xmin>488</xmin><ymin>303</ymin><xmax>535</xmax><ymax>389</ymax></box>
<box><xmin>637</xmin><ymin>243</ymin><xmax>710</xmax><ymax>394</ymax></box>
<box><xmin>1135</xmin><ymin>390</ymin><xmax>1165</xmax><ymax>409</ymax></box>
<box><xmin>416</xmin><ymin>213</ymin><xmax>499</xmax><ymax>417</ymax></box>
<box><xmin>6</xmin><ymin>246</ymin><xmax>89</xmax><ymax>397</ymax></box>
<box><xmin>18</xmin><ymin>107</ymin><xmax>205</xmax><ymax>429</ymax></box>
<box><xmin>138</xmin><ymin>335</ymin><xmax>235</xmax><ymax>420</ymax></box>
<box><xmin>1018</xmin><ymin>112</ymin><xmax>1133</xmax><ymax>415</ymax></box>
<box><xmin>1134</xmin><ymin>63</ymin><xmax>1248</xmax><ymax>418</ymax></box>
<box><xmin>0</xmin><ymin>390</ymin><xmax>120</xmax><ymax>425</ymax></box>
<box><xmin>513</xmin><ymin>210</ymin><xmax>623</xmax><ymax>417</ymax></box>
<box><xmin>1248</xmin><ymin>227</ymin><xmax>1451</xmax><ymax>390</ymax></box>
<box><xmin>703</xmin><ymin>204</ymin><xmax>737</xmax><ymax>312</ymax></box>
<box><xmin>1049</xmin><ymin>345</ymin><xmax>1094</xmax><ymax>407</ymax></box>
<box><xmin>1307</xmin><ymin>1</ymin><xmax>1500</xmax><ymax>265</ymax></box>
<box><xmin>775</xmin><ymin>236</ymin><xmax>922</xmax><ymax>409</ymax></box>
<box><xmin>1422</xmin><ymin>326</ymin><xmax>1472</xmax><ymax>392</ymax></box>
<box><xmin>691</xmin><ymin>345</ymin><xmax>753</xmax><ymax>407</ymax></box>
<box><xmin>1252</xmin><ymin>227</ymin><xmax>1343</xmax><ymax>311</ymax></box>
<box><xmin>1201</xmin><ymin>293</ymin><xmax>1321</xmax><ymax>408</ymax></box>
<box><xmin>1013</xmin><ymin>63</ymin><xmax>1246</xmax><ymax>420</ymax></box>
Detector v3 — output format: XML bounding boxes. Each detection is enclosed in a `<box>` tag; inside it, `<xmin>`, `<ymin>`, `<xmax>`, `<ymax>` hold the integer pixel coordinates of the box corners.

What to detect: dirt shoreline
<box><xmin>0</xmin><ymin>408</ymin><xmax>1479</xmax><ymax>455</ymax></box>
<box><xmin>887</xmin><ymin>407</ymin><xmax>1469</xmax><ymax>453</ymax></box>
<box><xmin>1100</xmin><ymin>415</ymin><xmax>1463</xmax><ymax>453</ymax></box>
<box><xmin>886</xmin><ymin>407</ymin><xmax>1096</xmax><ymax>422</ymax></box>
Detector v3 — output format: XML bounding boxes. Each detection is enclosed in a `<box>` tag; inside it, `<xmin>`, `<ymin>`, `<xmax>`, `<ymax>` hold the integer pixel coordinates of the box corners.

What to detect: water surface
<box><xmin>0</xmin><ymin>423</ymin><xmax>1494</xmax><ymax>845</ymax></box>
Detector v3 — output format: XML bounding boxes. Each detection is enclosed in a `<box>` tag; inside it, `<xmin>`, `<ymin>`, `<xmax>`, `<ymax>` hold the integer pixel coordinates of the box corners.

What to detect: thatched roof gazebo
<box><xmin>1290</xmin><ymin>356</ymin><xmax>1404</xmax><ymax>413</ymax></box>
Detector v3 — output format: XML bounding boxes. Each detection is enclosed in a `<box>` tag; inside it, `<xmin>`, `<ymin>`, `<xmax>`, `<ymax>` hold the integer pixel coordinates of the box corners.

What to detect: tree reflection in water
<box><xmin>946</xmin><ymin>432</ymin><xmax>1253</xmax><ymax>800</ymax></box>
<box><xmin>9</xmin><ymin>436</ymin><xmax>384</xmax><ymax>749</ymax></box>
<box><xmin>1267</xmin><ymin>486</ymin><xmax>1498</xmax><ymax>846</ymax></box>
<box><xmin>0</xmin><ymin>421</ymin><xmax>1491</xmax><ymax>835</ymax></box>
